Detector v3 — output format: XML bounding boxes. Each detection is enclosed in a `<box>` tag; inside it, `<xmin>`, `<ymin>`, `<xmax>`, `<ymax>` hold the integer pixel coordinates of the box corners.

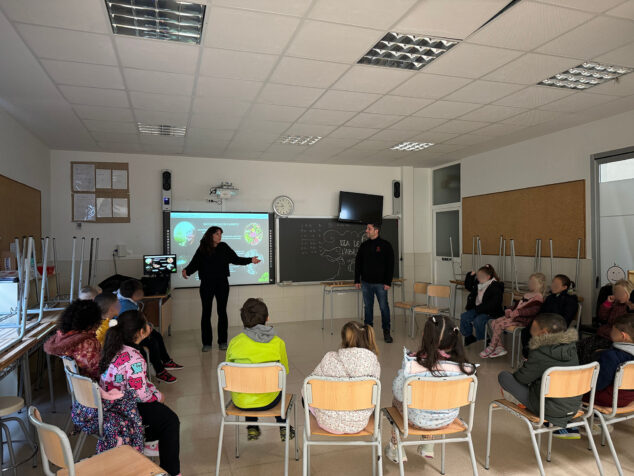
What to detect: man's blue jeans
<box><xmin>362</xmin><ymin>281</ymin><xmax>391</xmax><ymax>331</ymax></box>
<box><xmin>460</xmin><ymin>308</ymin><xmax>492</xmax><ymax>341</ymax></box>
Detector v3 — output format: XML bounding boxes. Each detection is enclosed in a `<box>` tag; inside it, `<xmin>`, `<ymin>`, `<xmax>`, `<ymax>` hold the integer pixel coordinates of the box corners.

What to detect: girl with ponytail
<box><xmin>386</xmin><ymin>315</ymin><xmax>475</xmax><ymax>464</ymax></box>
<box><xmin>99</xmin><ymin>311</ymin><xmax>182</xmax><ymax>476</ymax></box>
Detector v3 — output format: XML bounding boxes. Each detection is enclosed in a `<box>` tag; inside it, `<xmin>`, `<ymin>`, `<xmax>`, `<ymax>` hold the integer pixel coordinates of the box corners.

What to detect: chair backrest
<box><xmin>28</xmin><ymin>406</ymin><xmax>75</xmax><ymax>476</ymax></box>
<box><xmin>617</xmin><ymin>360</ymin><xmax>634</xmax><ymax>391</ymax></box>
<box><xmin>427</xmin><ymin>285</ymin><xmax>451</xmax><ymax>299</ymax></box>
<box><xmin>402</xmin><ymin>374</ymin><xmax>477</xmax><ymax>437</ymax></box>
<box><xmin>61</xmin><ymin>357</ymin><xmax>78</xmax><ymax>404</ymax></box>
<box><xmin>413</xmin><ymin>282</ymin><xmax>429</xmax><ymax>296</ymax></box>
<box><xmin>569</xmin><ymin>302</ymin><xmax>582</xmax><ymax>331</ymax></box>
<box><xmin>64</xmin><ymin>367</ymin><xmax>104</xmax><ymax>436</ymax></box>
<box><xmin>539</xmin><ymin>362</ymin><xmax>599</xmax><ymax>424</ymax></box>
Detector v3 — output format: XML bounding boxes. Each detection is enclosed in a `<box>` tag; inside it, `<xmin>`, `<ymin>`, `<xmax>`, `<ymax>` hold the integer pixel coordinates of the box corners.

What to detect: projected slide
<box><xmin>168</xmin><ymin>212</ymin><xmax>274</xmax><ymax>288</ymax></box>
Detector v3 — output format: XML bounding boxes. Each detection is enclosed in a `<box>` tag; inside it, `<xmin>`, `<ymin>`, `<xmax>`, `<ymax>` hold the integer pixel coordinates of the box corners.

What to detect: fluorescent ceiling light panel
<box><xmin>137</xmin><ymin>123</ymin><xmax>187</xmax><ymax>135</ymax></box>
<box><xmin>358</xmin><ymin>32</ymin><xmax>459</xmax><ymax>71</ymax></box>
<box><xmin>279</xmin><ymin>136</ymin><xmax>322</xmax><ymax>145</ymax></box>
<box><xmin>539</xmin><ymin>62</ymin><xmax>633</xmax><ymax>90</ymax></box>
<box><xmin>390</xmin><ymin>141</ymin><xmax>434</xmax><ymax>151</ymax></box>
<box><xmin>105</xmin><ymin>0</ymin><xmax>206</xmax><ymax>45</ymax></box>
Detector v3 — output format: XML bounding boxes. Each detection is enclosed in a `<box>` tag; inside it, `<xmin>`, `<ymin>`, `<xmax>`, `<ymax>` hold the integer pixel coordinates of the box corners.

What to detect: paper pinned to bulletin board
<box><xmin>71</xmin><ymin>162</ymin><xmax>130</xmax><ymax>223</ymax></box>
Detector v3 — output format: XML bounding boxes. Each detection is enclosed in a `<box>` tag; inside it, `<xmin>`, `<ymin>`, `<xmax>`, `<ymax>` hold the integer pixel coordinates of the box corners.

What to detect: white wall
<box><xmin>0</xmin><ymin>107</ymin><xmax>50</xmax><ymax>234</ymax></box>
<box><xmin>49</xmin><ymin>150</ymin><xmax>406</xmax><ymax>330</ymax></box>
<box><xmin>413</xmin><ymin>168</ymin><xmax>433</xmax><ymax>285</ymax></box>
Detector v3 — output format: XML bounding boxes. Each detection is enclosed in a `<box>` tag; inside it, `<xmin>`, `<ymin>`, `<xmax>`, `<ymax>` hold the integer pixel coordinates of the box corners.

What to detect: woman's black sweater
<box><xmin>184</xmin><ymin>242</ymin><xmax>251</xmax><ymax>282</ymax></box>
<box><xmin>464</xmin><ymin>272</ymin><xmax>504</xmax><ymax>317</ymax></box>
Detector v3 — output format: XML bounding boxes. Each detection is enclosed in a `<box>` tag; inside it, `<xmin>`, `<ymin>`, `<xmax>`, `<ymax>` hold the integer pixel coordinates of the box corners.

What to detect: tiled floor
<box><xmin>11</xmin><ymin>316</ymin><xmax>634</xmax><ymax>475</ymax></box>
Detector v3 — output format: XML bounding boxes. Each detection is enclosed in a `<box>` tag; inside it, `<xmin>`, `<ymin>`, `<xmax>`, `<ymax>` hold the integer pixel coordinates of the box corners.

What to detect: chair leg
<box><xmin>583</xmin><ymin>419</ymin><xmax>605</xmax><ymax>476</ymax></box>
<box><xmin>588</xmin><ymin>414</ymin><xmax>594</xmax><ymax>451</ymax></box>
<box><xmin>485</xmin><ymin>403</ymin><xmax>494</xmax><ymax>469</ymax></box>
<box><xmin>526</xmin><ymin>423</ymin><xmax>546</xmax><ymax>476</ymax></box>
<box><xmin>284</xmin><ymin>419</ymin><xmax>290</xmax><ymax>476</ymax></box>
<box><xmin>73</xmin><ymin>432</ymin><xmax>87</xmax><ymax>462</ymax></box>
<box><xmin>302</xmin><ymin>438</ymin><xmax>309</xmax><ymax>476</ymax></box>
<box><xmin>12</xmin><ymin>416</ymin><xmax>37</xmax><ymax>455</ymax></box>
<box><xmin>596</xmin><ymin>415</ymin><xmax>622</xmax><ymax>476</ymax></box>
<box><xmin>393</xmin><ymin>425</ymin><xmax>405</xmax><ymax>476</ymax></box>
<box><xmin>2</xmin><ymin>423</ymin><xmax>17</xmax><ymax>476</ymax></box>
<box><xmin>63</xmin><ymin>413</ymin><xmax>73</xmax><ymax>435</ymax></box>
<box><xmin>215</xmin><ymin>420</ymin><xmax>224</xmax><ymax>476</ymax></box>
<box><xmin>377</xmin><ymin>425</ymin><xmax>383</xmax><ymax>476</ymax></box>
<box><xmin>466</xmin><ymin>434</ymin><xmax>478</xmax><ymax>476</ymax></box>
<box><xmin>235</xmin><ymin>417</ymin><xmax>240</xmax><ymax>458</ymax></box>
<box><xmin>483</xmin><ymin>323</ymin><xmax>489</xmax><ymax>351</ymax></box>
<box><xmin>546</xmin><ymin>431</ymin><xmax>553</xmax><ymax>462</ymax></box>
<box><xmin>372</xmin><ymin>445</ymin><xmax>376</xmax><ymax>476</ymax></box>
<box><xmin>441</xmin><ymin>435</ymin><xmax>446</xmax><ymax>475</ymax></box>
<box><xmin>46</xmin><ymin>353</ymin><xmax>55</xmax><ymax>413</ymax></box>
<box><xmin>294</xmin><ymin>401</ymin><xmax>299</xmax><ymax>461</ymax></box>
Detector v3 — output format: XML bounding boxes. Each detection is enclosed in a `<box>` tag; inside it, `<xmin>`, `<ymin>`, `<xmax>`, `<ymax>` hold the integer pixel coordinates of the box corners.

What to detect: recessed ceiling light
<box><xmin>105</xmin><ymin>0</ymin><xmax>206</xmax><ymax>45</ymax></box>
<box><xmin>539</xmin><ymin>62</ymin><xmax>633</xmax><ymax>90</ymax></box>
<box><xmin>358</xmin><ymin>32</ymin><xmax>459</xmax><ymax>71</ymax></box>
<box><xmin>138</xmin><ymin>123</ymin><xmax>186</xmax><ymax>136</ymax></box>
<box><xmin>390</xmin><ymin>141</ymin><xmax>434</xmax><ymax>151</ymax></box>
<box><xmin>279</xmin><ymin>136</ymin><xmax>322</xmax><ymax>145</ymax></box>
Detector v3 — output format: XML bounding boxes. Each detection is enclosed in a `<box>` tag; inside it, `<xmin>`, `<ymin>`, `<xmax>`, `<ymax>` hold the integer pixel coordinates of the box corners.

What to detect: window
<box><xmin>433</xmin><ymin>163</ymin><xmax>460</xmax><ymax>205</ymax></box>
<box><xmin>600</xmin><ymin>157</ymin><xmax>634</xmax><ymax>183</ymax></box>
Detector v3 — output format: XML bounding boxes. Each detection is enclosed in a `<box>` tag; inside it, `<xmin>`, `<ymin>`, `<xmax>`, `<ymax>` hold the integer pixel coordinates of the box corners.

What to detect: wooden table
<box><xmin>58</xmin><ymin>445</ymin><xmax>166</xmax><ymax>476</ymax></box>
<box><xmin>142</xmin><ymin>293</ymin><xmax>172</xmax><ymax>337</ymax></box>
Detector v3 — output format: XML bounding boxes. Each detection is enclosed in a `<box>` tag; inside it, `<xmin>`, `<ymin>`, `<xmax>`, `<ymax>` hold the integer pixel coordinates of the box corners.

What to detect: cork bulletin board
<box><xmin>71</xmin><ymin>162</ymin><xmax>129</xmax><ymax>223</ymax></box>
<box><xmin>0</xmin><ymin>174</ymin><xmax>41</xmax><ymax>255</ymax></box>
<box><xmin>462</xmin><ymin>180</ymin><xmax>586</xmax><ymax>259</ymax></box>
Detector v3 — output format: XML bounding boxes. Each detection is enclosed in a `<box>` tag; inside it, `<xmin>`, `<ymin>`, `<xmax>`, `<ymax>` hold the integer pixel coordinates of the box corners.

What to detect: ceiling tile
<box><xmin>16</xmin><ymin>24</ymin><xmax>117</xmax><ymax>65</ymax></box>
<box><xmin>114</xmin><ymin>36</ymin><xmax>200</xmax><ymax>74</ymax></box>
<box><xmin>199</xmin><ymin>49</ymin><xmax>278</xmax><ymax>81</ymax></box>
<box><xmin>607</xmin><ymin>1</ymin><xmax>634</xmax><ymax>19</ymax></box>
<box><xmin>537</xmin><ymin>0</ymin><xmax>625</xmax><ymax>13</ymax></box>
<box><xmin>205</xmin><ymin>7</ymin><xmax>300</xmax><ymax>55</ymax></box>
<box><xmin>59</xmin><ymin>86</ymin><xmax>129</xmax><ymax>107</ymax></box>
<box><xmin>192</xmin><ymin>97</ymin><xmax>252</xmax><ymax>116</ymax></box>
<box><xmin>494</xmin><ymin>85</ymin><xmax>574</xmax><ymax>108</ymax></box>
<box><xmin>536</xmin><ymin>17</ymin><xmax>634</xmax><ymax>59</ymax></box>
<box><xmin>42</xmin><ymin>60</ymin><xmax>124</xmax><ymax>89</ymax></box>
<box><xmin>184</xmin><ymin>142</ymin><xmax>230</xmax><ymax>157</ymax></box>
<box><xmin>594</xmin><ymin>42</ymin><xmax>634</xmax><ymax>68</ymax></box>
<box><xmin>240</xmin><ymin>120</ymin><xmax>292</xmax><ymax>133</ymax></box>
<box><xmin>483</xmin><ymin>53</ymin><xmax>577</xmax><ymax>85</ymax></box>
<box><xmin>332</xmin><ymin>65</ymin><xmax>413</xmax><ymax>94</ymax></box>
<box><xmin>538</xmin><ymin>92</ymin><xmax>618</xmax><ymax>112</ymax></box>
<box><xmin>270</xmin><ymin>57</ymin><xmax>349</xmax><ymax>88</ymax></box>
<box><xmin>1</xmin><ymin>0</ymin><xmax>110</xmax><ymax>33</ymax></box>
<box><xmin>443</xmin><ymin>80</ymin><xmax>525</xmax><ymax>103</ymax></box>
<box><xmin>426</xmin><ymin>143</ymin><xmax>465</xmax><ymax>154</ymax></box>
<box><xmin>297</xmin><ymin>109</ymin><xmax>357</xmax><ymax>126</ymax></box>
<box><xmin>186</xmin><ymin>128</ymin><xmax>236</xmax><ymax>143</ymax></box>
<box><xmin>389</xmin><ymin>116</ymin><xmax>448</xmax><ymax>131</ymax></box>
<box><xmin>313</xmin><ymin>90</ymin><xmax>381</xmax><ymax>111</ymax></box>
<box><xmin>391</xmin><ymin>74</ymin><xmax>472</xmax><ymax>99</ymax></box>
<box><xmin>257</xmin><ymin>83</ymin><xmax>324</xmax><ymax>107</ymax></box>
<box><xmin>467</xmin><ymin>2</ymin><xmax>592</xmax><ymax>51</ymax></box>
<box><xmin>308</xmin><ymin>0</ymin><xmax>417</xmax><ymax>30</ymax></box>
<box><xmin>247</xmin><ymin>104</ymin><xmax>306</xmax><ymax>122</ymax></box>
<box><xmin>423</xmin><ymin>44</ymin><xmax>523</xmax><ymax>79</ymax></box>
<box><xmin>365</xmin><ymin>96</ymin><xmax>433</xmax><ymax>115</ymax></box>
<box><xmin>351</xmin><ymin>139</ymin><xmax>396</xmax><ymax>151</ymax></box>
<box><xmin>369</xmin><ymin>129</ymin><xmax>417</xmax><ymax>142</ymax></box>
<box><xmin>285</xmin><ymin>20</ymin><xmax>381</xmax><ymax>63</ymax></box>
<box><xmin>140</xmin><ymin>135</ymin><xmax>185</xmax><ymax>147</ymax></box>
<box><xmin>475</xmin><ymin>122</ymin><xmax>528</xmax><ymax>136</ymax></box>
<box><xmin>134</xmin><ymin>109</ymin><xmax>189</xmax><ymax>126</ymax></box>
<box><xmin>329</xmin><ymin>126</ymin><xmax>381</xmax><ymax>140</ymax></box>
<box><xmin>190</xmin><ymin>113</ymin><xmax>245</xmax><ymax>130</ymax></box>
<box><xmin>129</xmin><ymin>92</ymin><xmax>191</xmax><ymax>113</ymax></box>
<box><xmin>82</xmin><ymin>119</ymin><xmax>137</xmax><ymax>134</ymax></box>
<box><xmin>502</xmin><ymin>109</ymin><xmax>567</xmax><ymax>126</ymax></box>
<box><xmin>345</xmin><ymin>112</ymin><xmax>403</xmax><ymax>128</ymax></box>
<box><xmin>90</xmin><ymin>131</ymin><xmax>139</xmax><ymax>143</ymax></box>
<box><xmin>123</xmin><ymin>69</ymin><xmax>195</xmax><ymax>95</ymax></box>
<box><xmin>283</xmin><ymin>123</ymin><xmax>336</xmax><ymax>136</ymax></box>
<box><xmin>196</xmin><ymin>76</ymin><xmax>262</xmax><ymax>100</ymax></box>
<box><xmin>413</xmin><ymin>100</ymin><xmax>481</xmax><ymax>119</ymax></box>
<box><xmin>73</xmin><ymin>105</ymin><xmax>134</xmax><ymax>122</ymax></box>
<box><xmin>589</xmin><ymin>72</ymin><xmax>634</xmax><ymax>96</ymax></box>
<box><xmin>458</xmin><ymin>104</ymin><xmax>526</xmax><ymax>122</ymax></box>
<box><xmin>444</xmin><ymin>134</ymin><xmax>493</xmax><ymax>146</ymax></box>
<box><xmin>211</xmin><ymin>0</ymin><xmax>312</xmax><ymax>16</ymax></box>
<box><xmin>98</xmin><ymin>142</ymin><xmax>144</xmax><ymax>152</ymax></box>
<box><xmin>428</xmin><ymin>119</ymin><xmax>489</xmax><ymax>134</ymax></box>
<box><xmin>409</xmin><ymin>131</ymin><xmax>460</xmax><ymax>143</ymax></box>
<box><xmin>393</xmin><ymin>0</ymin><xmax>510</xmax><ymax>39</ymax></box>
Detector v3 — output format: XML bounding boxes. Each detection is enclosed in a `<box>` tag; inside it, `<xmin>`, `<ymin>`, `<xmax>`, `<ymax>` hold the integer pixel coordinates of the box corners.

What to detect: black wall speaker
<box><xmin>392</xmin><ymin>180</ymin><xmax>402</xmax><ymax>215</ymax></box>
<box><xmin>162</xmin><ymin>170</ymin><xmax>172</xmax><ymax>191</ymax></box>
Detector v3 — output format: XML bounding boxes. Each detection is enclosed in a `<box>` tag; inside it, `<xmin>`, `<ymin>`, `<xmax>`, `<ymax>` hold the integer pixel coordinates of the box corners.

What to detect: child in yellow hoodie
<box><xmin>226</xmin><ymin>298</ymin><xmax>292</xmax><ymax>442</ymax></box>
<box><xmin>94</xmin><ymin>292</ymin><xmax>120</xmax><ymax>346</ymax></box>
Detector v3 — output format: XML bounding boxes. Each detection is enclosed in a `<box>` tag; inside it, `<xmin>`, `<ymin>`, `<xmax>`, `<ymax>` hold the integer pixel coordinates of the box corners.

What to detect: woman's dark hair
<box><xmin>240</xmin><ymin>298</ymin><xmax>268</xmax><ymax>328</ymax></box>
<box><xmin>57</xmin><ymin>299</ymin><xmax>102</xmax><ymax>334</ymax></box>
<box><xmin>478</xmin><ymin>264</ymin><xmax>499</xmax><ymax>281</ymax></box>
<box><xmin>553</xmin><ymin>274</ymin><xmax>575</xmax><ymax>292</ymax></box>
<box><xmin>99</xmin><ymin>310</ymin><xmax>147</xmax><ymax>374</ymax></box>
<box><xmin>119</xmin><ymin>279</ymin><xmax>143</xmax><ymax>299</ymax></box>
<box><xmin>200</xmin><ymin>226</ymin><xmax>223</xmax><ymax>254</ymax></box>
<box><xmin>416</xmin><ymin>315</ymin><xmax>475</xmax><ymax>377</ymax></box>
<box><xmin>94</xmin><ymin>292</ymin><xmax>118</xmax><ymax>316</ymax></box>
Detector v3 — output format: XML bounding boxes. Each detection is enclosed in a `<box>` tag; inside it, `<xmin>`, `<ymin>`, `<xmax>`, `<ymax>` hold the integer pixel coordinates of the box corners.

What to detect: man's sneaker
<box><xmin>163</xmin><ymin>360</ymin><xmax>184</xmax><ymax>370</ymax></box>
<box><xmin>280</xmin><ymin>426</ymin><xmax>295</xmax><ymax>441</ymax></box>
<box><xmin>156</xmin><ymin>370</ymin><xmax>177</xmax><ymax>384</ymax></box>
<box><xmin>580</xmin><ymin>424</ymin><xmax>613</xmax><ymax>436</ymax></box>
<box><xmin>247</xmin><ymin>426</ymin><xmax>261</xmax><ymax>440</ymax></box>
<box><xmin>479</xmin><ymin>346</ymin><xmax>495</xmax><ymax>358</ymax></box>
<box><xmin>202</xmin><ymin>345</ymin><xmax>212</xmax><ymax>352</ymax></box>
<box><xmin>384</xmin><ymin>330</ymin><xmax>393</xmax><ymax>344</ymax></box>
<box><xmin>219</xmin><ymin>342</ymin><xmax>228</xmax><ymax>351</ymax></box>
<box><xmin>143</xmin><ymin>440</ymin><xmax>159</xmax><ymax>457</ymax></box>
<box><xmin>489</xmin><ymin>347</ymin><xmax>508</xmax><ymax>358</ymax></box>
<box><xmin>553</xmin><ymin>428</ymin><xmax>580</xmax><ymax>440</ymax></box>
<box><xmin>385</xmin><ymin>443</ymin><xmax>408</xmax><ymax>464</ymax></box>
<box><xmin>417</xmin><ymin>443</ymin><xmax>434</xmax><ymax>459</ymax></box>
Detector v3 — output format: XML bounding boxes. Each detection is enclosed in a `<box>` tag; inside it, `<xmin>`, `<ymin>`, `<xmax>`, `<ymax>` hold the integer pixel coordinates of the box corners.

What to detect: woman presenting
<box><xmin>182</xmin><ymin>226</ymin><xmax>260</xmax><ymax>352</ymax></box>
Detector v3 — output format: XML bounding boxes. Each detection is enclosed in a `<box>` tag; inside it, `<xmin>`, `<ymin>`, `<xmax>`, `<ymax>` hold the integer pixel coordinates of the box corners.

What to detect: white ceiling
<box><xmin>1</xmin><ymin>0</ymin><xmax>634</xmax><ymax>167</ymax></box>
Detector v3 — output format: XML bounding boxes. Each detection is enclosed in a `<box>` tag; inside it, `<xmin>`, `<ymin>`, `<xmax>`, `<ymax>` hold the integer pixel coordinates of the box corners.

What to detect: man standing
<box><xmin>354</xmin><ymin>222</ymin><xmax>395</xmax><ymax>343</ymax></box>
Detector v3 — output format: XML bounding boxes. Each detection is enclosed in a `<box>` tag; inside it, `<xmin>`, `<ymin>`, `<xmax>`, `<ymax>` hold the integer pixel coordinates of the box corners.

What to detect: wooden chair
<box><xmin>28</xmin><ymin>406</ymin><xmax>163</xmax><ymax>476</ymax></box>
<box><xmin>485</xmin><ymin>362</ymin><xmax>604</xmax><ymax>476</ymax></box>
<box><xmin>302</xmin><ymin>376</ymin><xmax>382</xmax><ymax>476</ymax></box>
<box><xmin>383</xmin><ymin>374</ymin><xmax>478</xmax><ymax>476</ymax></box>
<box><xmin>216</xmin><ymin>362</ymin><xmax>298</xmax><ymax>476</ymax></box>
<box><xmin>410</xmin><ymin>285</ymin><xmax>452</xmax><ymax>337</ymax></box>
<box><xmin>393</xmin><ymin>282</ymin><xmax>429</xmax><ymax>330</ymax></box>
<box><xmin>569</xmin><ymin>302</ymin><xmax>583</xmax><ymax>332</ymax></box>
<box><xmin>587</xmin><ymin>361</ymin><xmax>634</xmax><ymax>476</ymax></box>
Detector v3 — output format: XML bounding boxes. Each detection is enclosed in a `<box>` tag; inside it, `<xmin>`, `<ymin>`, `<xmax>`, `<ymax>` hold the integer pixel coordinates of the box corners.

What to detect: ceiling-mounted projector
<box><xmin>209</xmin><ymin>182</ymin><xmax>239</xmax><ymax>203</ymax></box>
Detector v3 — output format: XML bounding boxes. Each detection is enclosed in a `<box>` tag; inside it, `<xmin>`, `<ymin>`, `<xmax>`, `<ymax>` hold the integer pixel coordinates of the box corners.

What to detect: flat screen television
<box><xmin>338</xmin><ymin>191</ymin><xmax>383</xmax><ymax>224</ymax></box>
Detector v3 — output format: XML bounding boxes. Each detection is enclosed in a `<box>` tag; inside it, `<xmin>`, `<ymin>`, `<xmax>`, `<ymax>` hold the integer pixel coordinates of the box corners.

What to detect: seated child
<box><xmin>94</xmin><ymin>292</ymin><xmax>120</xmax><ymax>346</ymax></box>
<box><xmin>577</xmin><ymin>279</ymin><xmax>634</xmax><ymax>364</ymax></box>
<box><xmin>461</xmin><ymin>264</ymin><xmax>504</xmax><ymax>346</ymax></box>
<box><xmin>78</xmin><ymin>285</ymin><xmax>102</xmax><ymax>300</ymax></box>
<box><xmin>100</xmin><ymin>310</ymin><xmax>181</xmax><ymax>476</ymax></box>
<box><xmin>226</xmin><ymin>298</ymin><xmax>294</xmax><ymax>442</ymax></box>
<box><xmin>590</xmin><ymin>314</ymin><xmax>634</xmax><ymax>408</ymax></box>
<box><xmin>44</xmin><ymin>300</ymin><xmax>102</xmax><ymax>379</ymax></box>
<box><xmin>117</xmin><ymin>279</ymin><xmax>182</xmax><ymax>383</ymax></box>
<box><xmin>498</xmin><ymin>313</ymin><xmax>582</xmax><ymax>439</ymax></box>
<box><xmin>481</xmin><ymin>273</ymin><xmax>545</xmax><ymax>359</ymax></box>
<box><xmin>386</xmin><ymin>315</ymin><xmax>476</xmax><ymax>463</ymax></box>
<box><xmin>308</xmin><ymin>321</ymin><xmax>380</xmax><ymax>434</ymax></box>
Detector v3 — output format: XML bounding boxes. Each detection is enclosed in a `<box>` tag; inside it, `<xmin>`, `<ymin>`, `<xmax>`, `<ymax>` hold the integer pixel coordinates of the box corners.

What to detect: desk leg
<box><xmin>46</xmin><ymin>352</ymin><xmax>55</xmax><ymax>413</ymax></box>
<box><xmin>330</xmin><ymin>292</ymin><xmax>334</xmax><ymax>336</ymax></box>
<box><xmin>21</xmin><ymin>355</ymin><xmax>37</xmax><ymax>467</ymax></box>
